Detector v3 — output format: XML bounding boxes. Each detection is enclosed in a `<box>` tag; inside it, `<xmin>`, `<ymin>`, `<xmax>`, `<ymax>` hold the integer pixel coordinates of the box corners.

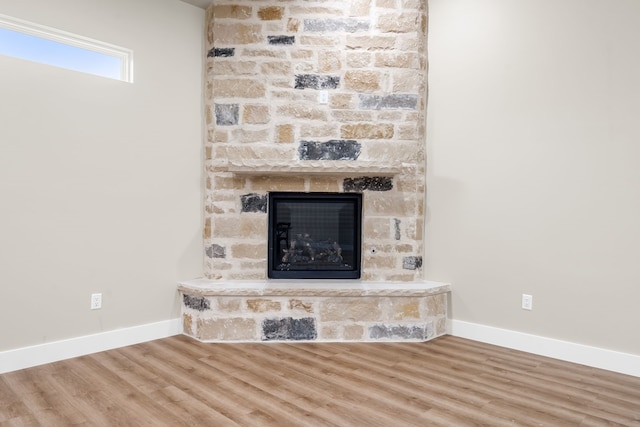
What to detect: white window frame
<box><xmin>0</xmin><ymin>13</ymin><xmax>133</xmax><ymax>83</ymax></box>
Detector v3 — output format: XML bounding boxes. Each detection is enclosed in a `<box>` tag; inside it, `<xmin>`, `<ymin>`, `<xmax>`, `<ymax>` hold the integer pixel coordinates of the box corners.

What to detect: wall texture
<box><xmin>204</xmin><ymin>1</ymin><xmax>428</xmax><ymax>281</ymax></box>
<box><xmin>427</xmin><ymin>0</ymin><xmax>640</xmax><ymax>355</ymax></box>
<box><xmin>0</xmin><ymin>0</ymin><xmax>203</xmax><ymax>351</ymax></box>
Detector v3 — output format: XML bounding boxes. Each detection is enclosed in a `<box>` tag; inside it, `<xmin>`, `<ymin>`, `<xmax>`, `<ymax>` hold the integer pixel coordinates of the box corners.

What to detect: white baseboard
<box><xmin>0</xmin><ymin>318</ymin><xmax>182</xmax><ymax>374</ymax></box>
<box><xmin>451</xmin><ymin>319</ymin><xmax>640</xmax><ymax>378</ymax></box>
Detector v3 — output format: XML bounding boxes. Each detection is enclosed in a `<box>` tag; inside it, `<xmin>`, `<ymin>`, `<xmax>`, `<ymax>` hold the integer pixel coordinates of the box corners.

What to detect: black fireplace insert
<box><xmin>268</xmin><ymin>192</ymin><xmax>362</xmax><ymax>279</ymax></box>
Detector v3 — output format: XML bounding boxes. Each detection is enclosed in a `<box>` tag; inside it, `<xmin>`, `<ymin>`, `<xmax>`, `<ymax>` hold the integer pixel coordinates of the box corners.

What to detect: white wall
<box><xmin>0</xmin><ymin>0</ymin><xmax>203</xmax><ymax>351</ymax></box>
<box><xmin>427</xmin><ymin>0</ymin><xmax>640</xmax><ymax>355</ymax></box>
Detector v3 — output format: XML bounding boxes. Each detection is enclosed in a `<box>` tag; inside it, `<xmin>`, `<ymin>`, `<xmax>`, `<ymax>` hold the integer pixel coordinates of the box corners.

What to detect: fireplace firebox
<box><xmin>268</xmin><ymin>192</ymin><xmax>362</xmax><ymax>279</ymax></box>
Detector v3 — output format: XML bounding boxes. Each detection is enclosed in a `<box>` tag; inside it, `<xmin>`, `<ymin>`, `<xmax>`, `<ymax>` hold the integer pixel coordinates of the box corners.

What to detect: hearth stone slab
<box><xmin>179</xmin><ymin>280</ymin><xmax>450</xmax><ymax>343</ymax></box>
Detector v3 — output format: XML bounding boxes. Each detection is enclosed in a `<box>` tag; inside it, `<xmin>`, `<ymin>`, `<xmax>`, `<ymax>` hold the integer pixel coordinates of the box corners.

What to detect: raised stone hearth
<box><xmin>179</xmin><ymin>280</ymin><xmax>450</xmax><ymax>342</ymax></box>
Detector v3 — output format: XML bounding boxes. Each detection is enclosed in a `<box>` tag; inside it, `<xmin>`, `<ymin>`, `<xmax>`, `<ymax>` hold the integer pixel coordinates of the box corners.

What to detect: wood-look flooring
<box><xmin>1</xmin><ymin>335</ymin><xmax>639</xmax><ymax>426</ymax></box>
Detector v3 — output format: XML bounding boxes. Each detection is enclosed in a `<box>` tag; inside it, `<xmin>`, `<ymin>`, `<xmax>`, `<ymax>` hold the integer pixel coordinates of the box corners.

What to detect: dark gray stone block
<box><xmin>241</xmin><ymin>193</ymin><xmax>267</xmax><ymax>213</ymax></box>
<box><xmin>368</xmin><ymin>324</ymin><xmax>426</xmax><ymax>340</ymax></box>
<box><xmin>343</xmin><ymin>177</ymin><xmax>393</xmax><ymax>192</ymax></box>
<box><xmin>183</xmin><ymin>295</ymin><xmax>210</xmax><ymax>312</ymax></box>
<box><xmin>215</xmin><ymin>104</ymin><xmax>239</xmax><ymax>126</ymax></box>
<box><xmin>294</xmin><ymin>74</ymin><xmax>340</xmax><ymax>90</ymax></box>
<box><xmin>268</xmin><ymin>35</ymin><xmax>295</xmax><ymax>45</ymax></box>
<box><xmin>205</xmin><ymin>244</ymin><xmax>226</xmax><ymax>259</ymax></box>
<box><xmin>262</xmin><ymin>317</ymin><xmax>317</xmax><ymax>341</ymax></box>
<box><xmin>402</xmin><ymin>256</ymin><xmax>423</xmax><ymax>270</ymax></box>
<box><xmin>208</xmin><ymin>47</ymin><xmax>235</xmax><ymax>58</ymax></box>
<box><xmin>359</xmin><ymin>94</ymin><xmax>418</xmax><ymax>110</ymax></box>
<box><xmin>299</xmin><ymin>140</ymin><xmax>361</xmax><ymax>160</ymax></box>
<box><xmin>304</xmin><ymin>18</ymin><xmax>370</xmax><ymax>33</ymax></box>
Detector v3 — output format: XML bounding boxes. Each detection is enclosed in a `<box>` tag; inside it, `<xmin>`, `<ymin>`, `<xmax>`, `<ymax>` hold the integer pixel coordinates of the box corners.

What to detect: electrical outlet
<box><xmin>91</xmin><ymin>293</ymin><xmax>102</xmax><ymax>310</ymax></box>
<box><xmin>521</xmin><ymin>294</ymin><xmax>533</xmax><ymax>310</ymax></box>
<box><xmin>318</xmin><ymin>90</ymin><xmax>328</xmax><ymax>104</ymax></box>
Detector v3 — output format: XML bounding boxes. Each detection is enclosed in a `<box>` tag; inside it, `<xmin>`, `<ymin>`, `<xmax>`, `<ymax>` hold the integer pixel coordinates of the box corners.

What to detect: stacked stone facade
<box><xmin>204</xmin><ymin>1</ymin><xmax>428</xmax><ymax>281</ymax></box>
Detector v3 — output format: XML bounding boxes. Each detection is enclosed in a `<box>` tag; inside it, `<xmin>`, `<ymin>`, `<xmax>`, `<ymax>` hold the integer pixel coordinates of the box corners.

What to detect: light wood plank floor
<box><xmin>1</xmin><ymin>335</ymin><xmax>639</xmax><ymax>426</ymax></box>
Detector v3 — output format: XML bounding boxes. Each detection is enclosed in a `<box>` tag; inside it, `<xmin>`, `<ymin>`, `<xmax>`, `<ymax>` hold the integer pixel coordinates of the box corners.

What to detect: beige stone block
<box><xmin>183</xmin><ymin>313</ymin><xmax>193</xmax><ymax>336</ymax></box>
<box><xmin>247</xmin><ymin>299</ymin><xmax>282</xmax><ymax>313</ymax></box>
<box><xmin>321</xmin><ymin>325</ymin><xmax>340</xmax><ymax>340</ymax></box>
<box><xmin>277</xmin><ymin>104</ymin><xmax>327</xmax><ymax>121</ymax></box>
<box><xmin>289</xmin><ymin>299</ymin><xmax>314</xmax><ymax>313</ymax></box>
<box><xmin>230</xmin><ymin>128</ymin><xmax>270</xmax><ymax>143</ymax></box>
<box><xmin>364</xmin><ymin>218</ymin><xmax>391</xmax><ymax>239</ymax></box>
<box><xmin>362</xmin><ymin>253</ymin><xmax>397</xmax><ymax>270</ymax></box>
<box><xmin>212</xmin><ymin>130</ymin><xmax>229</xmax><ymax>143</ymax></box>
<box><xmin>377</xmin><ymin>13</ymin><xmax>420</xmax><ymax>33</ymax></box>
<box><xmin>344</xmin><ymin>71</ymin><xmax>381</xmax><ymax>92</ymax></box>
<box><xmin>350</xmin><ymin>0</ymin><xmax>372</xmax><ymax>16</ymax></box>
<box><xmin>213</xmin><ymin>24</ymin><xmax>262</xmax><ymax>45</ymax></box>
<box><xmin>365</xmin><ymin>193</ymin><xmax>416</xmax><ymax>216</ymax></box>
<box><xmin>229</xmin><ymin>271</ymin><xmax>267</xmax><ymax>280</ymax></box>
<box><xmin>290</xmin><ymin>6</ymin><xmax>341</xmax><ymax>15</ymax></box>
<box><xmin>215</xmin><ymin>298</ymin><xmax>242</xmax><ymax>313</ymax></box>
<box><xmin>207</xmin><ymin>260</ymin><xmax>233</xmax><ymax>271</ymax></box>
<box><xmin>243</xmin><ymin>49</ymin><xmax>287</xmax><ymax>58</ymax></box>
<box><xmin>392</xmin><ymin>70</ymin><xmax>422</xmax><ymax>92</ymax></box>
<box><xmin>377</xmin><ymin>111</ymin><xmax>404</xmax><ymax>121</ymax></box>
<box><xmin>300</xmin><ymin>123</ymin><xmax>339</xmax><ymax>139</ymax></box>
<box><xmin>343</xmin><ymin>324</ymin><xmax>365</xmax><ymax>340</ymax></box>
<box><xmin>390</xmin><ymin>298</ymin><xmax>420</xmax><ymax>320</ymax></box>
<box><xmin>213</xmin><ymin>78</ymin><xmax>265</xmax><ymax>98</ymax></box>
<box><xmin>204</xmin><ymin>217</ymin><xmax>211</xmax><ymax>239</ymax></box>
<box><xmin>213</xmin><ymin>175</ymin><xmax>246</xmax><ymax>190</ymax></box>
<box><xmin>319</xmin><ymin>51</ymin><xmax>342</xmax><ymax>73</ymax></box>
<box><xmin>197</xmin><ymin>318</ymin><xmax>257</xmax><ymax>341</ymax></box>
<box><xmin>321</xmin><ymin>299</ymin><xmax>382</xmax><ymax>322</ymax></box>
<box><xmin>213</xmin><ymin>61</ymin><xmax>258</xmax><ymax>76</ymax></box>
<box><xmin>241</xmin><ymin>260</ymin><xmax>267</xmax><ymax>271</ymax></box>
<box><xmin>435</xmin><ymin>317</ymin><xmax>447</xmax><ymax>337</ymax></box>
<box><xmin>385</xmin><ymin>273</ymin><xmax>417</xmax><ymax>282</ymax></box>
<box><xmin>243</xmin><ymin>105</ymin><xmax>270</xmax><ymax>124</ymax></box>
<box><xmin>231</xmin><ymin>243</ymin><xmax>266</xmax><ymax>260</ymax></box>
<box><xmin>205</xmin><ymin>146</ymin><xmax>212</xmax><ymax>160</ymax></box>
<box><xmin>214</xmin><ymin>217</ymin><xmax>265</xmax><ymax>239</ymax></box>
<box><xmin>213</xmin><ymin>5</ymin><xmax>252</xmax><ymax>19</ymax></box>
<box><xmin>345</xmin><ymin>35</ymin><xmax>395</xmax><ymax>50</ymax></box>
<box><xmin>365</xmin><ymin>141</ymin><xmax>422</xmax><ymax>164</ymax></box>
<box><xmin>258</xmin><ymin>6</ymin><xmax>284</xmax><ymax>20</ymax></box>
<box><xmin>376</xmin><ymin>0</ymin><xmax>396</xmax><ymax>7</ymax></box>
<box><xmin>332</xmin><ymin>111</ymin><xmax>374</xmax><ymax>122</ymax></box>
<box><xmin>398</xmin><ymin>124</ymin><xmax>418</xmax><ymax>140</ymax></box>
<box><xmin>326</xmin><ymin>95</ymin><xmax>351</xmax><ymax>111</ymax></box>
<box><xmin>261</xmin><ymin>62</ymin><xmax>291</xmax><ymax>76</ymax></box>
<box><xmin>395</xmin><ymin>243</ymin><xmax>414</xmax><ymax>253</ymax></box>
<box><xmin>341</xmin><ymin>123</ymin><xmax>393</xmax><ymax>139</ymax></box>
<box><xmin>426</xmin><ymin>293</ymin><xmax>447</xmax><ymax>317</ymax></box>
<box><xmin>276</xmin><ymin>124</ymin><xmax>294</xmax><ymax>143</ymax></box>
<box><xmin>300</xmin><ymin>35</ymin><xmax>340</xmax><ymax>46</ymax></box>
<box><xmin>250</xmin><ymin>176</ymin><xmax>306</xmax><ymax>191</ymax></box>
<box><xmin>308</xmin><ymin>178</ymin><xmax>339</xmax><ymax>193</ymax></box>
<box><xmin>346</xmin><ymin>52</ymin><xmax>372</xmax><ymax>68</ymax></box>
<box><xmin>291</xmin><ymin>49</ymin><xmax>313</xmax><ymax>59</ymax></box>
<box><xmin>375</xmin><ymin>52</ymin><xmax>419</xmax><ymax>69</ymax></box>
<box><xmin>287</xmin><ymin>18</ymin><xmax>301</xmax><ymax>32</ymax></box>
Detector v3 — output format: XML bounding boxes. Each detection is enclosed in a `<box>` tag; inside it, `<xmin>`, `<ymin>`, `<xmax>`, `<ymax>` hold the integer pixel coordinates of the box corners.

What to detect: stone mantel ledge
<box><xmin>178</xmin><ymin>279</ymin><xmax>450</xmax><ymax>298</ymax></box>
<box><xmin>218</xmin><ymin>159</ymin><xmax>415</xmax><ymax>176</ymax></box>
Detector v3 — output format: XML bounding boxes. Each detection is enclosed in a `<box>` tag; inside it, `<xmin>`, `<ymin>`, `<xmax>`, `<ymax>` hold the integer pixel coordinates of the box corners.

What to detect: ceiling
<box><xmin>180</xmin><ymin>0</ymin><xmax>211</xmax><ymax>9</ymax></box>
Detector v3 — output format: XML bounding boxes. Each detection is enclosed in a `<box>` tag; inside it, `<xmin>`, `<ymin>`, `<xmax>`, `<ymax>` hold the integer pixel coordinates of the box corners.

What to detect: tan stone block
<box><xmin>277</xmin><ymin>104</ymin><xmax>327</xmax><ymax>121</ymax></box>
<box><xmin>426</xmin><ymin>293</ymin><xmax>447</xmax><ymax>317</ymax></box>
<box><xmin>258</xmin><ymin>6</ymin><xmax>284</xmax><ymax>20</ymax></box>
<box><xmin>243</xmin><ymin>49</ymin><xmax>287</xmax><ymax>58</ymax></box>
<box><xmin>398</xmin><ymin>124</ymin><xmax>418</xmax><ymax>140</ymax></box>
<box><xmin>290</xmin><ymin>6</ymin><xmax>340</xmax><ymax>15</ymax></box>
<box><xmin>216</xmin><ymin>298</ymin><xmax>242</xmax><ymax>313</ymax></box>
<box><xmin>213</xmin><ymin>175</ymin><xmax>246</xmax><ymax>190</ymax></box>
<box><xmin>385</xmin><ymin>273</ymin><xmax>417</xmax><ymax>282</ymax></box>
<box><xmin>392</xmin><ymin>70</ymin><xmax>422</xmax><ymax>92</ymax></box>
<box><xmin>213</xmin><ymin>78</ymin><xmax>266</xmax><ymax>98</ymax></box>
<box><xmin>231</xmin><ymin>243</ymin><xmax>266</xmax><ymax>260</ymax></box>
<box><xmin>214</xmin><ymin>217</ymin><xmax>265</xmax><ymax>239</ymax></box>
<box><xmin>341</xmin><ymin>123</ymin><xmax>394</xmax><ymax>139</ymax></box>
<box><xmin>207</xmin><ymin>260</ymin><xmax>233</xmax><ymax>271</ymax></box>
<box><xmin>344</xmin><ymin>70</ymin><xmax>381</xmax><ymax>92</ymax></box>
<box><xmin>289</xmin><ymin>299</ymin><xmax>314</xmax><ymax>313</ymax></box>
<box><xmin>319</xmin><ymin>51</ymin><xmax>342</xmax><ymax>73</ymax></box>
<box><xmin>300</xmin><ymin>123</ymin><xmax>339</xmax><ymax>139</ymax></box>
<box><xmin>375</xmin><ymin>52</ymin><xmax>419</xmax><ymax>69</ymax></box>
<box><xmin>390</xmin><ymin>298</ymin><xmax>420</xmax><ymax>320</ymax></box>
<box><xmin>287</xmin><ymin>18</ymin><xmax>301</xmax><ymax>32</ymax></box>
<box><xmin>308</xmin><ymin>178</ymin><xmax>339</xmax><ymax>192</ymax></box>
<box><xmin>204</xmin><ymin>217</ymin><xmax>211</xmax><ymax>239</ymax></box>
<box><xmin>345</xmin><ymin>35</ymin><xmax>395</xmax><ymax>50</ymax></box>
<box><xmin>229</xmin><ymin>271</ymin><xmax>267</xmax><ymax>280</ymax></box>
<box><xmin>197</xmin><ymin>317</ymin><xmax>257</xmax><ymax>341</ymax></box>
<box><xmin>261</xmin><ymin>61</ymin><xmax>291</xmax><ymax>76</ymax></box>
<box><xmin>241</xmin><ymin>260</ymin><xmax>267</xmax><ymax>271</ymax></box>
<box><xmin>343</xmin><ymin>324</ymin><xmax>365</xmax><ymax>340</ymax></box>
<box><xmin>250</xmin><ymin>176</ymin><xmax>306</xmax><ymax>191</ymax></box>
<box><xmin>321</xmin><ymin>325</ymin><xmax>340</xmax><ymax>340</ymax></box>
<box><xmin>364</xmin><ymin>218</ymin><xmax>391</xmax><ymax>239</ymax></box>
<box><xmin>362</xmin><ymin>253</ymin><xmax>397</xmax><ymax>270</ymax></box>
<box><xmin>213</xmin><ymin>5</ymin><xmax>252</xmax><ymax>19</ymax></box>
<box><xmin>243</xmin><ymin>104</ymin><xmax>270</xmax><ymax>124</ymax></box>
<box><xmin>247</xmin><ymin>299</ymin><xmax>282</xmax><ymax>313</ymax></box>
<box><xmin>276</xmin><ymin>124</ymin><xmax>294</xmax><ymax>143</ymax></box>
<box><xmin>377</xmin><ymin>13</ymin><xmax>420</xmax><ymax>33</ymax></box>
<box><xmin>365</xmin><ymin>141</ymin><xmax>422</xmax><ymax>164</ymax></box>
<box><xmin>300</xmin><ymin>35</ymin><xmax>339</xmax><ymax>46</ymax></box>
<box><xmin>321</xmin><ymin>299</ymin><xmax>382</xmax><ymax>322</ymax></box>
<box><xmin>183</xmin><ymin>313</ymin><xmax>193</xmax><ymax>336</ymax></box>
<box><xmin>213</xmin><ymin>61</ymin><xmax>258</xmax><ymax>76</ymax></box>
<box><xmin>205</xmin><ymin>146</ymin><xmax>212</xmax><ymax>160</ymax></box>
<box><xmin>330</xmin><ymin>94</ymin><xmax>355</xmax><ymax>109</ymax></box>
<box><xmin>213</xmin><ymin>23</ymin><xmax>262</xmax><ymax>45</ymax></box>
<box><xmin>346</xmin><ymin>52</ymin><xmax>372</xmax><ymax>68</ymax></box>
<box><xmin>291</xmin><ymin>49</ymin><xmax>313</xmax><ymax>59</ymax></box>
<box><xmin>212</xmin><ymin>130</ymin><xmax>229</xmax><ymax>143</ymax></box>
<box><xmin>378</xmin><ymin>111</ymin><xmax>404</xmax><ymax>121</ymax></box>
<box><xmin>230</xmin><ymin>128</ymin><xmax>270</xmax><ymax>143</ymax></box>
<box><xmin>395</xmin><ymin>243</ymin><xmax>414</xmax><ymax>253</ymax></box>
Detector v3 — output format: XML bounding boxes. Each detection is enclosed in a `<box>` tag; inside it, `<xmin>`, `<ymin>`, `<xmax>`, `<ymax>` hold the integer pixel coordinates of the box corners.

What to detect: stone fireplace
<box><xmin>178</xmin><ymin>0</ymin><xmax>451</xmax><ymax>342</ymax></box>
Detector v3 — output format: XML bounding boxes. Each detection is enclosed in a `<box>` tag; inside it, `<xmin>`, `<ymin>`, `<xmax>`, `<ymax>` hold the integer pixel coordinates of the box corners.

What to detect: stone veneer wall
<box><xmin>204</xmin><ymin>1</ymin><xmax>428</xmax><ymax>281</ymax></box>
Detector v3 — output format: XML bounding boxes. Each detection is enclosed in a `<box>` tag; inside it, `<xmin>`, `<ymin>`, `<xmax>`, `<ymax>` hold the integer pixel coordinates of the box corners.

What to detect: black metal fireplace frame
<box><xmin>267</xmin><ymin>192</ymin><xmax>362</xmax><ymax>279</ymax></box>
